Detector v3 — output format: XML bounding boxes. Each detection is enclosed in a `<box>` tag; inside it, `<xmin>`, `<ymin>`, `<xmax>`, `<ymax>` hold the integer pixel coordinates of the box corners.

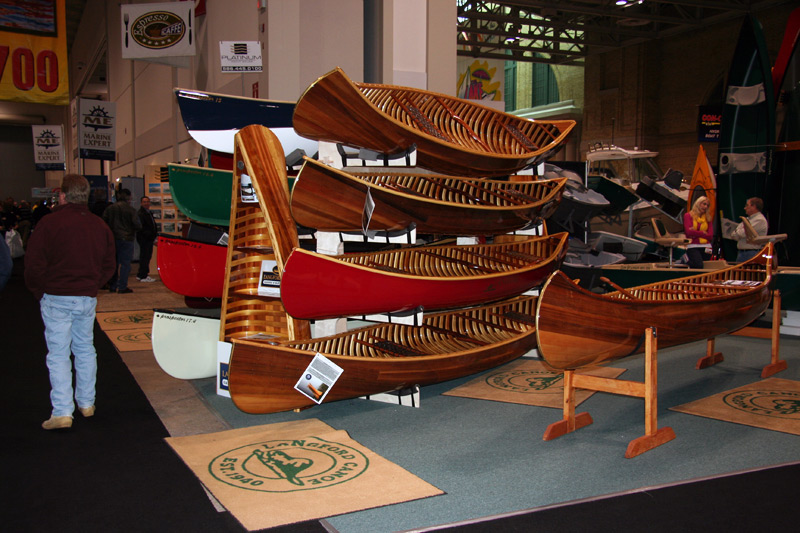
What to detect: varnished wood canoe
<box><xmin>229</xmin><ymin>295</ymin><xmax>539</xmax><ymax>414</ymax></box>
<box><xmin>280</xmin><ymin>232</ymin><xmax>567</xmax><ymax>319</ymax></box>
<box><xmin>535</xmin><ymin>243</ymin><xmax>774</xmax><ymax>370</ymax></box>
<box><xmin>292</xmin><ymin>67</ymin><xmax>576</xmax><ymax>177</ymax></box>
<box><xmin>290</xmin><ymin>156</ymin><xmax>566</xmax><ymax>235</ymax></box>
<box><xmin>157</xmin><ymin>235</ymin><xmax>227</xmax><ymax>299</ymax></box>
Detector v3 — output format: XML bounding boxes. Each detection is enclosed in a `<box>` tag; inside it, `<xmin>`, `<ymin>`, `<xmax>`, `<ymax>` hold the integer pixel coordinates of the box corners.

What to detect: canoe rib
<box><xmin>292</xmin><ymin>67</ymin><xmax>576</xmax><ymax>177</ymax></box>
<box><xmin>229</xmin><ymin>295</ymin><xmax>539</xmax><ymax>414</ymax></box>
<box><xmin>290</xmin><ymin>157</ymin><xmax>566</xmax><ymax>235</ymax></box>
<box><xmin>535</xmin><ymin>244</ymin><xmax>774</xmax><ymax>370</ymax></box>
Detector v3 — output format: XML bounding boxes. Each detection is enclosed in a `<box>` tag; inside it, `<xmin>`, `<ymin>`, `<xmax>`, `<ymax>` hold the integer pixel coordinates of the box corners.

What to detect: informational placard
<box><xmin>219</xmin><ymin>41</ymin><xmax>262</xmax><ymax>72</ymax></box>
<box><xmin>257</xmin><ymin>260</ymin><xmax>280</xmax><ymax>297</ymax></box>
<box><xmin>0</xmin><ymin>0</ymin><xmax>69</xmax><ymax>105</ymax></box>
<box><xmin>78</xmin><ymin>98</ymin><xmax>116</xmax><ymax>160</ymax></box>
<box><xmin>31</xmin><ymin>125</ymin><xmax>66</xmax><ymax>170</ymax></box>
<box><xmin>698</xmin><ymin>105</ymin><xmax>722</xmax><ymax>143</ymax></box>
<box><xmin>121</xmin><ymin>2</ymin><xmax>195</xmax><ymax>59</ymax></box>
<box><xmin>294</xmin><ymin>354</ymin><xmax>343</xmax><ymax>404</ymax></box>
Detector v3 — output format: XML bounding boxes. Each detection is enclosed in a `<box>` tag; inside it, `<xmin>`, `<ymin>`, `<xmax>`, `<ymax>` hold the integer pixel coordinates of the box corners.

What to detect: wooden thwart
<box><xmin>543</xmin><ymin>327</ymin><xmax>676</xmax><ymax>458</ymax></box>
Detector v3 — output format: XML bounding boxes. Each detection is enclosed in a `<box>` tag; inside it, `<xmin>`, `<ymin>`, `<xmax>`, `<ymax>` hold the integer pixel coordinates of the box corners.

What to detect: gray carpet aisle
<box><xmin>192</xmin><ymin>334</ymin><xmax>800</xmax><ymax>532</ymax></box>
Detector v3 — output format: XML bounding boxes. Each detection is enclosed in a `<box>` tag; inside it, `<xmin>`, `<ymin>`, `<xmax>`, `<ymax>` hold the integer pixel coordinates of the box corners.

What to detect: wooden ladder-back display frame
<box><xmin>218</xmin><ymin>125</ymin><xmax>312</xmax><ymax>343</ymax></box>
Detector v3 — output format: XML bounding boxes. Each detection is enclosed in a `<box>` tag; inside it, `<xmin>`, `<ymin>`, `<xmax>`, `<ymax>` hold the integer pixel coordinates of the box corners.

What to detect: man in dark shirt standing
<box><xmin>136</xmin><ymin>196</ymin><xmax>158</xmax><ymax>282</ymax></box>
<box><xmin>102</xmin><ymin>188</ymin><xmax>141</xmax><ymax>293</ymax></box>
<box><xmin>25</xmin><ymin>174</ymin><xmax>116</xmax><ymax>430</ymax></box>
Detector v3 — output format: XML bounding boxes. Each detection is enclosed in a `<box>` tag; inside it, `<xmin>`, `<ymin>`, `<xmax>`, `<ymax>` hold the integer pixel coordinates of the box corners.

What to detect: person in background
<box><xmin>0</xmin><ymin>234</ymin><xmax>11</xmax><ymax>291</ymax></box>
<box><xmin>1</xmin><ymin>196</ymin><xmax>18</xmax><ymax>236</ymax></box>
<box><xmin>136</xmin><ymin>196</ymin><xmax>157</xmax><ymax>282</ymax></box>
<box><xmin>683</xmin><ymin>196</ymin><xmax>713</xmax><ymax>269</ymax></box>
<box><xmin>16</xmin><ymin>200</ymin><xmax>32</xmax><ymax>249</ymax></box>
<box><xmin>729</xmin><ymin>197</ymin><xmax>768</xmax><ymax>262</ymax></box>
<box><xmin>102</xmin><ymin>188</ymin><xmax>141</xmax><ymax>293</ymax></box>
<box><xmin>24</xmin><ymin>174</ymin><xmax>116</xmax><ymax>430</ymax></box>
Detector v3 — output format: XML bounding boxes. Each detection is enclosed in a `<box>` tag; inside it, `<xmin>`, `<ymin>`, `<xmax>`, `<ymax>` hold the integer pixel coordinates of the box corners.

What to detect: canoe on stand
<box><xmin>290</xmin><ymin>156</ymin><xmax>566</xmax><ymax>235</ymax></box>
<box><xmin>231</xmin><ymin>124</ymin><xmax>567</xmax><ymax>321</ymax></box>
<box><xmin>535</xmin><ymin>243</ymin><xmax>774</xmax><ymax>370</ymax></box>
<box><xmin>280</xmin><ymin>232</ymin><xmax>567</xmax><ymax>320</ymax></box>
<box><xmin>157</xmin><ymin>235</ymin><xmax>227</xmax><ymax>299</ymax></box>
<box><xmin>229</xmin><ymin>295</ymin><xmax>539</xmax><ymax>414</ymax></box>
<box><xmin>292</xmin><ymin>67</ymin><xmax>576</xmax><ymax>177</ymax></box>
<box><xmin>174</xmin><ymin>88</ymin><xmax>319</xmax><ymax>157</ymax></box>
<box><xmin>168</xmin><ymin>163</ymin><xmax>233</xmax><ymax>227</ymax></box>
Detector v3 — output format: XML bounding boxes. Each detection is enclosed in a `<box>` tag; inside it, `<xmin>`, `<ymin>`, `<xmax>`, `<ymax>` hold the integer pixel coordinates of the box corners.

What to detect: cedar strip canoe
<box><xmin>280</xmin><ymin>232</ymin><xmax>567</xmax><ymax>319</ymax></box>
<box><xmin>157</xmin><ymin>235</ymin><xmax>226</xmax><ymax>299</ymax></box>
<box><xmin>229</xmin><ymin>295</ymin><xmax>539</xmax><ymax>414</ymax></box>
<box><xmin>292</xmin><ymin>67</ymin><xmax>576</xmax><ymax>177</ymax></box>
<box><xmin>234</xmin><ymin>124</ymin><xmax>566</xmax><ymax>319</ymax></box>
<box><xmin>535</xmin><ymin>243</ymin><xmax>774</xmax><ymax>370</ymax></box>
<box><xmin>290</xmin><ymin>156</ymin><xmax>566</xmax><ymax>235</ymax></box>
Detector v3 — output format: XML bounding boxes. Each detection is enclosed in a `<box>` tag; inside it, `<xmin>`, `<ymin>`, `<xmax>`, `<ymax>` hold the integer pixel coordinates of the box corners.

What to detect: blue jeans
<box><xmin>113</xmin><ymin>239</ymin><xmax>134</xmax><ymax>290</ymax></box>
<box><xmin>736</xmin><ymin>249</ymin><xmax>758</xmax><ymax>263</ymax></box>
<box><xmin>40</xmin><ymin>294</ymin><xmax>98</xmax><ymax>417</ymax></box>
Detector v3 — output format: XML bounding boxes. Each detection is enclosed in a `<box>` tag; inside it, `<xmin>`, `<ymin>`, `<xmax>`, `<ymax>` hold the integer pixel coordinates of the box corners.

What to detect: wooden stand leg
<box><xmin>762</xmin><ymin>290</ymin><xmax>788</xmax><ymax>378</ymax></box>
<box><xmin>544</xmin><ymin>328</ymin><xmax>675</xmax><ymax>457</ymax></box>
<box><xmin>696</xmin><ymin>337</ymin><xmax>724</xmax><ymax>369</ymax></box>
<box><xmin>625</xmin><ymin>328</ymin><xmax>675</xmax><ymax>458</ymax></box>
<box><xmin>543</xmin><ymin>370</ymin><xmax>593</xmax><ymax>440</ymax></box>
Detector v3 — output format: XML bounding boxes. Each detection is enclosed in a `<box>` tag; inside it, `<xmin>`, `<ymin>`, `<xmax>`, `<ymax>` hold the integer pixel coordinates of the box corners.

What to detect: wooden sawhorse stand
<box><xmin>543</xmin><ymin>327</ymin><xmax>676</xmax><ymax>458</ymax></box>
<box><xmin>696</xmin><ymin>290</ymin><xmax>787</xmax><ymax>378</ymax></box>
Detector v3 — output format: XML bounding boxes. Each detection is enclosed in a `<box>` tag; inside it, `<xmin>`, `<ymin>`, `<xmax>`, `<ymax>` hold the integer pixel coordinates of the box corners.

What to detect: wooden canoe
<box><xmin>229</xmin><ymin>295</ymin><xmax>539</xmax><ymax>414</ymax></box>
<box><xmin>157</xmin><ymin>235</ymin><xmax>227</xmax><ymax>299</ymax></box>
<box><xmin>535</xmin><ymin>243</ymin><xmax>774</xmax><ymax>370</ymax></box>
<box><xmin>174</xmin><ymin>88</ymin><xmax>319</xmax><ymax>156</ymax></box>
<box><xmin>290</xmin><ymin>156</ymin><xmax>566</xmax><ymax>235</ymax></box>
<box><xmin>280</xmin><ymin>232</ymin><xmax>567</xmax><ymax>319</ymax></box>
<box><xmin>717</xmin><ymin>15</ymin><xmax>775</xmax><ymax>261</ymax></box>
<box><xmin>292</xmin><ymin>67</ymin><xmax>576</xmax><ymax>177</ymax></box>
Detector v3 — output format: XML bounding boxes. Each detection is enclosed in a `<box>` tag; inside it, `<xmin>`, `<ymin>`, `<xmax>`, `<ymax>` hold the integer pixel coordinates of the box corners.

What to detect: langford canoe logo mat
<box><xmin>101</xmin><ymin>313</ymin><xmax>153</xmax><ymax>326</ymax></box>
<box><xmin>114</xmin><ymin>331</ymin><xmax>152</xmax><ymax>344</ymax></box>
<box><xmin>208</xmin><ymin>437</ymin><xmax>369</xmax><ymax>493</ymax></box>
<box><xmin>722</xmin><ymin>390</ymin><xmax>800</xmax><ymax>418</ymax></box>
<box><xmin>486</xmin><ymin>368</ymin><xmax>563</xmax><ymax>393</ymax></box>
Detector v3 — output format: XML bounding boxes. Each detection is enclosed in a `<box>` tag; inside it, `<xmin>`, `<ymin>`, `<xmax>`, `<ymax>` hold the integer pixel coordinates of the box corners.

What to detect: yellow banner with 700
<box><xmin>0</xmin><ymin>0</ymin><xmax>69</xmax><ymax>105</ymax></box>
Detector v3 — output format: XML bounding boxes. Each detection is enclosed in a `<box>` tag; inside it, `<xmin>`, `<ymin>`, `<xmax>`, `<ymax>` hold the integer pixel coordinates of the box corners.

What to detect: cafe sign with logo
<box><xmin>121</xmin><ymin>2</ymin><xmax>195</xmax><ymax>59</ymax></box>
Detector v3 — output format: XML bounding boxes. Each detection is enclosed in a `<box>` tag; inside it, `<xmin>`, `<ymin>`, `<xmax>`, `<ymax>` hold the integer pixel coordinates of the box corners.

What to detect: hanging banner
<box><xmin>0</xmin><ymin>0</ymin><xmax>69</xmax><ymax>105</ymax></box>
<box><xmin>121</xmin><ymin>2</ymin><xmax>195</xmax><ymax>60</ymax></box>
<box><xmin>31</xmin><ymin>124</ymin><xmax>66</xmax><ymax>170</ymax></box>
<box><xmin>78</xmin><ymin>98</ymin><xmax>116</xmax><ymax>161</ymax></box>
<box><xmin>219</xmin><ymin>41</ymin><xmax>262</xmax><ymax>72</ymax></box>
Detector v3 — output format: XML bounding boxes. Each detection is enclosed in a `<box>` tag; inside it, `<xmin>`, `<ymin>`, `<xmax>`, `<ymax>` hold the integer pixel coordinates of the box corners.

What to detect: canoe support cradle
<box><xmin>543</xmin><ymin>327</ymin><xmax>676</xmax><ymax>458</ymax></box>
<box><xmin>696</xmin><ymin>289</ymin><xmax>787</xmax><ymax>378</ymax></box>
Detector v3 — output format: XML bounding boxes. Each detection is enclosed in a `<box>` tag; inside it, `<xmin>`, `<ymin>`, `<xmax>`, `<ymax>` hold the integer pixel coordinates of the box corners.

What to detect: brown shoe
<box><xmin>42</xmin><ymin>415</ymin><xmax>73</xmax><ymax>430</ymax></box>
<box><xmin>79</xmin><ymin>405</ymin><xmax>95</xmax><ymax>417</ymax></box>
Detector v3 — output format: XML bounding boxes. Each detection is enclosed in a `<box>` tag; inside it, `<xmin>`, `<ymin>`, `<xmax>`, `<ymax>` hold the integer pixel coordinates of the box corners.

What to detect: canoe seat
<box><xmin>651</xmin><ymin>218</ymin><xmax>689</xmax><ymax>267</ymax></box>
<box><xmin>740</xmin><ymin>216</ymin><xmax>787</xmax><ymax>245</ymax></box>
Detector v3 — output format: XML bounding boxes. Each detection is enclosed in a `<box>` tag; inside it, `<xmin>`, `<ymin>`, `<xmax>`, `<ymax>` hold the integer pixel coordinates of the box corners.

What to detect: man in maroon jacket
<box><xmin>25</xmin><ymin>174</ymin><xmax>116</xmax><ymax>430</ymax></box>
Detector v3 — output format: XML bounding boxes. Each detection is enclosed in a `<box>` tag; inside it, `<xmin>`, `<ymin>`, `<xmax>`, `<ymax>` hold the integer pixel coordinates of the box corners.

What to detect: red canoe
<box><xmin>157</xmin><ymin>235</ymin><xmax>226</xmax><ymax>298</ymax></box>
